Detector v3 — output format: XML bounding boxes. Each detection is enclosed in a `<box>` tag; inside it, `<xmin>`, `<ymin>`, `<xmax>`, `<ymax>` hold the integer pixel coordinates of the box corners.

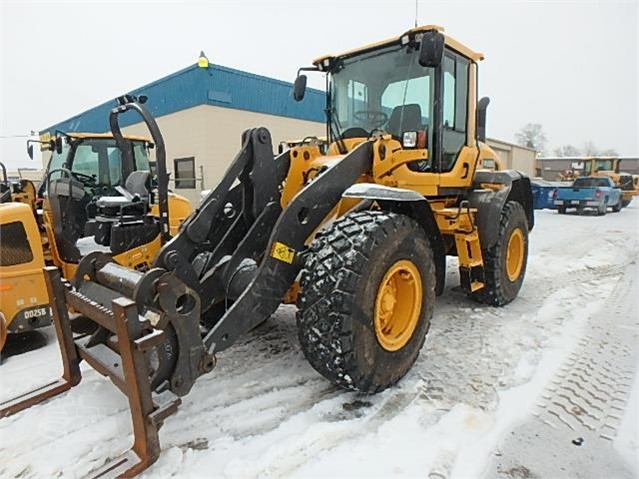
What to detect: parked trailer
<box><xmin>531</xmin><ymin>180</ymin><xmax>569</xmax><ymax>210</ymax></box>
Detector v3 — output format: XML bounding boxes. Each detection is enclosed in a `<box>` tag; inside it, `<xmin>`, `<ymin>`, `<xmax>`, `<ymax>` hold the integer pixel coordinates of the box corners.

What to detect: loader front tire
<box><xmin>297</xmin><ymin>211</ymin><xmax>436</xmax><ymax>393</ymax></box>
<box><xmin>472</xmin><ymin>201</ymin><xmax>528</xmax><ymax>306</ymax></box>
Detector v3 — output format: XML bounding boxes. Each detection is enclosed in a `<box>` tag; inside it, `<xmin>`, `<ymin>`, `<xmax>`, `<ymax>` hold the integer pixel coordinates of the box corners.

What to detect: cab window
<box><xmin>381</xmin><ymin>75</ymin><xmax>431</xmax><ymax>129</ymax></box>
<box><xmin>72</xmin><ymin>144</ymin><xmax>100</xmax><ymax>180</ymax></box>
<box><xmin>441</xmin><ymin>53</ymin><xmax>469</xmax><ymax>171</ymax></box>
<box><xmin>107</xmin><ymin>147</ymin><xmax>122</xmax><ymax>185</ymax></box>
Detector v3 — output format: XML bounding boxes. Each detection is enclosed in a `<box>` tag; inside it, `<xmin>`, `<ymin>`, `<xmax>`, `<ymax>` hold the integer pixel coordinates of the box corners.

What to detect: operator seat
<box><xmin>91</xmin><ymin>170</ymin><xmax>160</xmax><ymax>255</ymax></box>
<box><xmin>95</xmin><ymin>170</ymin><xmax>151</xmax><ymax>215</ymax></box>
<box><xmin>386</xmin><ymin>104</ymin><xmax>423</xmax><ymax>139</ymax></box>
<box><xmin>387</xmin><ymin>104</ymin><xmax>431</xmax><ymax>172</ymax></box>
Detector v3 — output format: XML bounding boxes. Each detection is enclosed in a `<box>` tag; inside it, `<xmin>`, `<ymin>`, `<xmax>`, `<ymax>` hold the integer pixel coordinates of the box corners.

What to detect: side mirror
<box><xmin>54</xmin><ymin>137</ymin><xmax>64</xmax><ymax>155</ymax></box>
<box><xmin>27</xmin><ymin>143</ymin><xmax>34</xmax><ymax>160</ymax></box>
<box><xmin>477</xmin><ymin>97</ymin><xmax>490</xmax><ymax>143</ymax></box>
<box><xmin>419</xmin><ymin>31</ymin><xmax>445</xmax><ymax>68</ymax></box>
<box><xmin>293</xmin><ymin>75</ymin><xmax>307</xmax><ymax>102</ymax></box>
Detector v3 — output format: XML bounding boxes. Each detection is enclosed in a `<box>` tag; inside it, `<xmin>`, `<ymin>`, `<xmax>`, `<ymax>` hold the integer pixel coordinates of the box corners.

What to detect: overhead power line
<box><xmin>0</xmin><ymin>131</ymin><xmax>38</xmax><ymax>139</ymax></box>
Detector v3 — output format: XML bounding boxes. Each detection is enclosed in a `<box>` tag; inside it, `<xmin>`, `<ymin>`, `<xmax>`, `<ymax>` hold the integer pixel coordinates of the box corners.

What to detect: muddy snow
<box><xmin>1</xmin><ymin>205</ymin><xmax>637</xmax><ymax>478</ymax></box>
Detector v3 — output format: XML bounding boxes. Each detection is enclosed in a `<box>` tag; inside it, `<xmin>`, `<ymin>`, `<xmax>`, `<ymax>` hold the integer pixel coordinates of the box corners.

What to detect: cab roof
<box><xmin>67</xmin><ymin>132</ymin><xmax>151</xmax><ymax>142</ymax></box>
<box><xmin>313</xmin><ymin>25</ymin><xmax>484</xmax><ymax>67</ymax></box>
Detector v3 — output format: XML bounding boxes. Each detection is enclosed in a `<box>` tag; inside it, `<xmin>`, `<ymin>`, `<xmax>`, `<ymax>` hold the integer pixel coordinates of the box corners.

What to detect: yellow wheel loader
<box><xmin>558</xmin><ymin>157</ymin><xmax>638</xmax><ymax>207</ymax></box>
<box><xmin>581</xmin><ymin>157</ymin><xmax>638</xmax><ymax>207</ymax></box>
<box><xmin>0</xmin><ymin>98</ymin><xmax>192</xmax><ymax>352</ymax></box>
<box><xmin>29</xmin><ymin>121</ymin><xmax>192</xmax><ymax>280</ymax></box>
<box><xmin>1</xmin><ymin>26</ymin><xmax>534</xmax><ymax>477</ymax></box>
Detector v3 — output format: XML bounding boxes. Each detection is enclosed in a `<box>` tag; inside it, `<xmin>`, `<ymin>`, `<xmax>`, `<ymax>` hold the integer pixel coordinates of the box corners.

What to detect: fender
<box><xmin>342</xmin><ymin>183</ymin><xmax>446</xmax><ymax>296</ymax></box>
<box><xmin>469</xmin><ymin>170</ymin><xmax>534</xmax><ymax>250</ymax></box>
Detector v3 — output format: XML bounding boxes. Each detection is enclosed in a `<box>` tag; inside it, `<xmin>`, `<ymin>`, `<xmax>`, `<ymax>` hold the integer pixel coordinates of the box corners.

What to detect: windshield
<box><xmin>48</xmin><ymin>137</ymin><xmax>151</xmax><ymax>189</ymax></box>
<box><xmin>48</xmin><ymin>141</ymin><xmax>71</xmax><ymax>175</ymax></box>
<box><xmin>573</xmin><ymin>177</ymin><xmax>610</xmax><ymax>188</ymax></box>
<box><xmin>330</xmin><ymin>44</ymin><xmax>433</xmax><ymax>141</ymax></box>
<box><xmin>584</xmin><ymin>159</ymin><xmax>616</xmax><ymax>175</ymax></box>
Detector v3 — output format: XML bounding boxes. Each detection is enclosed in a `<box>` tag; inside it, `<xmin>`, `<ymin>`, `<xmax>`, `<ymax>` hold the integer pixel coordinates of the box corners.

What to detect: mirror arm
<box><xmin>297</xmin><ymin>66</ymin><xmax>320</xmax><ymax>75</ymax></box>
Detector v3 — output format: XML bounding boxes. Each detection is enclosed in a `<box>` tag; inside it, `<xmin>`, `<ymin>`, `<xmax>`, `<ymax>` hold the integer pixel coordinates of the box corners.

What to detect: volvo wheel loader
<box><xmin>29</xmin><ymin>117</ymin><xmax>192</xmax><ymax>280</ymax></box>
<box><xmin>580</xmin><ymin>157</ymin><xmax>638</xmax><ymax>207</ymax></box>
<box><xmin>1</xmin><ymin>26</ymin><xmax>533</xmax><ymax>477</ymax></box>
<box><xmin>0</xmin><ymin>98</ymin><xmax>192</xmax><ymax>351</ymax></box>
<box><xmin>558</xmin><ymin>157</ymin><xmax>638</xmax><ymax>207</ymax></box>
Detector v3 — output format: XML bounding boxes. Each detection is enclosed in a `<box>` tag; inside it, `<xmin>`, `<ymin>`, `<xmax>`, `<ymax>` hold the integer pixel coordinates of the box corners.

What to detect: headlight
<box><xmin>403</xmin><ymin>131</ymin><xmax>417</xmax><ymax>148</ymax></box>
<box><xmin>402</xmin><ymin>130</ymin><xmax>427</xmax><ymax>149</ymax></box>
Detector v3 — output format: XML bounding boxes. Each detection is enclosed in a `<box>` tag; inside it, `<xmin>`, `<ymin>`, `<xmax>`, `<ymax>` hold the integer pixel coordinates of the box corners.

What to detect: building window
<box><xmin>174</xmin><ymin>157</ymin><xmax>196</xmax><ymax>189</ymax></box>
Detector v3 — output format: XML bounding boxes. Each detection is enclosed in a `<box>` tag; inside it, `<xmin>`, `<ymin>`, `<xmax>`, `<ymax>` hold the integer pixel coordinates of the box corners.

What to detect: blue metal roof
<box><xmin>42</xmin><ymin>63</ymin><xmax>326</xmax><ymax>135</ymax></box>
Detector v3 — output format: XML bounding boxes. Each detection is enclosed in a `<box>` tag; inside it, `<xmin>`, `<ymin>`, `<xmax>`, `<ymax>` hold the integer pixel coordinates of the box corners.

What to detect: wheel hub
<box><xmin>374</xmin><ymin>260</ymin><xmax>423</xmax><ymax>352</ymax></box>
<box><xmin>506</xmin><ymin>228</ymin><xmax>524</xmax><ymax>282</ymax></box>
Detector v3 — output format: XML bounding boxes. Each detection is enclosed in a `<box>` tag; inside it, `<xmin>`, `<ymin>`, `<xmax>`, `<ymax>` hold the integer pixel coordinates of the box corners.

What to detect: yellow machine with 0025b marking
<box><xmin>0</xmin><ymin>202</ymin><xmax>51</xmax><ymax>350</ymax></box>
<box><xmin>0</xmin><ymin>161</ymin><xmax>51</xmax><ymax>349</ymax></box>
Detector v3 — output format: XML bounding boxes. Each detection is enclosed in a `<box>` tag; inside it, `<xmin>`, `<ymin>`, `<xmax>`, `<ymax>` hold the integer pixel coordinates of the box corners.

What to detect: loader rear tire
<box><xmin>472</xmin><ymin>201</ymin><xmax>528</xmax><ymax>306</ymax></box>
<box><xmin>297</xmin><ymin>211</ymin><xmax>436</xmax><ymax>393</ymax></box>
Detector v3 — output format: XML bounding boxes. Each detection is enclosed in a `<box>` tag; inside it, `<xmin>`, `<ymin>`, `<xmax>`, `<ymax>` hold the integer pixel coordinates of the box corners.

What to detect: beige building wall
<box><xmin>120</xmin><ymin>104</ymin><xmax>325</xmax><ymax>203</ymax></box>
<box><xmin>486</xmin><ymin>138</ymin><xmax>536</xmax><ymax>177</ymax></box>
<box><xmin>7</xmin><ymin>169</ymin><xmax>44</xmax><ymax>182</ymax></box>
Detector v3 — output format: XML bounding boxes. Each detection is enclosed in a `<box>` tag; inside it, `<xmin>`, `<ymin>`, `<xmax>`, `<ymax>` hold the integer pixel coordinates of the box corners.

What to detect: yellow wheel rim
<box><xmin>0</xmin><ymin>312</ymin><xmax>6</xmax><ymax>351</ymax></box>
<box><xmin>374</xmin><ymin>259</ymin><xmax>423</xmax><ymax>352</ymax></box>
<box><xmin>506</xmin><ymin>228</ymin><xmax>524</xmax><ymax>282</ymax></box>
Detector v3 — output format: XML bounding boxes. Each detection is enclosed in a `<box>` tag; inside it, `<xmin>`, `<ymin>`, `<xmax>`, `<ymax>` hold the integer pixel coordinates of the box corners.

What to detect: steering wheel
<box><xmin>354</xmin><ymin>110</ymin><xmax>389</xmax><ymax>128</ymax></box>
<box><xmin>46</xmin><ymin>167</ymin><xmax>96</xmax><ymax>188</ymax></box>
<box><xmin>70</xmin><ymin>171</ymin><xmax>97</xmax><ymax>186</ymax></box>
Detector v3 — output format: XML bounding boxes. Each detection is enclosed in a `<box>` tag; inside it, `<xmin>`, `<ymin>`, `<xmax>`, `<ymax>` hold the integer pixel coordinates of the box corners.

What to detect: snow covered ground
<box><xmin>1</xmin><ymin>205</ymin><xmax>637</xmax><ymax>478</ymax></box>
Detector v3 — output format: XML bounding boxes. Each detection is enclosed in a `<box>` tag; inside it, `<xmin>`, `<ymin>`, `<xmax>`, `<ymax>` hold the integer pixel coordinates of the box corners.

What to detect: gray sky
<box><xmin>1</xmin><ymin>0</ymin><xmax>637</xmax><ymax>170</ymax></box>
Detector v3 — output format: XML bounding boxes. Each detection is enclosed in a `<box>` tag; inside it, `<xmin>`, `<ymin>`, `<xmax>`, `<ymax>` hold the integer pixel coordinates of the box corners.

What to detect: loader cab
<box><xmin>43</xmin><ymin>134</ymin><xmax>152</xmax><ymax>195</ymax></box>
<box><xmin>583</xmin><ymin>157</ymin><xmax>619</xmax><ymax>176</ymax></box>
<box><xmin>294</xmin><ymin>26</ymin><xmax>499</xmax><ymax>193</ymax></box>
<box><xmin>34</xmin><ymin>134</ymin><xmax>159</xmax><ymax>271</ymax></box>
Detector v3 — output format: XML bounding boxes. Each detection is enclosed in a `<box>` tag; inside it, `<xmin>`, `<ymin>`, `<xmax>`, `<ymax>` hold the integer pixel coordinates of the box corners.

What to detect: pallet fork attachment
<box><xmin>0</xmin><ymin>266</ymin><xmax>181</xmax><ymax>478</ymax></box>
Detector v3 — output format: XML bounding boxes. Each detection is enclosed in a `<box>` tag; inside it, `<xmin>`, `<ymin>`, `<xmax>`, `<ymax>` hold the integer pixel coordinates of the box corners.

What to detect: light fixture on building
<box><xmin>198</xmin><ymin>51</ymin><xmax>209</xmax><ymax>69</ymax></box>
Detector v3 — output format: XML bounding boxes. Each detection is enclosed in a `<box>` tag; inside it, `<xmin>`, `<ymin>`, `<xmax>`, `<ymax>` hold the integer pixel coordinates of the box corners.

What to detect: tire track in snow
<box><xmin>155</xmin><ymin>260</ymin><xmax>631</xmax><ymax>478</ymax></box>
<box><xmin>484</xmin><ymin>261</ymin><xmax>638</xmax><ymax>478</ymax></box>
<box><xmin>2</xmin><ymin>216</ymin><xmax>636</xmax><ymax>478</ymax></box>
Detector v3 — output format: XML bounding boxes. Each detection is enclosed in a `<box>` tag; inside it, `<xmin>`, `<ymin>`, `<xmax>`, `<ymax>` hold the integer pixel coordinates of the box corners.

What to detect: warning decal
<box><xmin>271</xmin><ymin>242</ymin><xmax>296</xmax><ymax>264</ymax></box>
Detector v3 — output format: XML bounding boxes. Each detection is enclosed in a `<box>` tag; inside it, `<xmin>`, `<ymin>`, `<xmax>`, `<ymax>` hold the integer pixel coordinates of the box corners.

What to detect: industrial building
<box><xmin>41</xmin><ymin>58</ymin><xmax>537</xmax><ymax>203</ymax></box>
<box><xmin>484</xmin><ymin>138</ymin><xmax>536</xmax><ymax>175</ymax></box>
<box><xmin>40</xmin><ymin>59</ymin><xmax>326</xmax><ymax>203</ymax></box>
